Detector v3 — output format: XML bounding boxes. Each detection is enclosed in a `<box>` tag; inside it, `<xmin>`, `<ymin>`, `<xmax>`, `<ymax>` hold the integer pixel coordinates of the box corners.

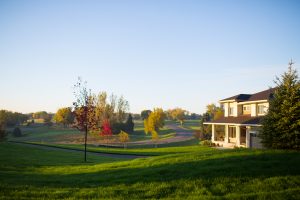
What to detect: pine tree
<box><xmin>125</xmin><ymin>114</ymin><xmax>134</xmax><ymax>133</ymax></box>
<box><xmin>261</xmin><ymin>61</ymin><xmax>300</xmax><ymax>149</ymax></box>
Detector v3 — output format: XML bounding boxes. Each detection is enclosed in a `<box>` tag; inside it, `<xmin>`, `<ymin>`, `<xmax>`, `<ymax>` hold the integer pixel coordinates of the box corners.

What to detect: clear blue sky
<box><xmin>0</xmin><ymin>0</ymin><xmax>299</xmax><ymax>114</ymax></box>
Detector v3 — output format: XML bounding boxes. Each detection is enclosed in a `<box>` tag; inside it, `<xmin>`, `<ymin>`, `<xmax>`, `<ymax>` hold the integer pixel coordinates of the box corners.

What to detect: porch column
<box><xmin>212</xmin><ymin>124</ymin><xmax>215</xmax><ymax>142</ymax></box>
<box><xmin>236</xmin><ymin>126</ymin><xmax>240</xmax><ymax>147</ymax></box>
<box><xmin>246</xmin><ymin>126</ymin><xmax>250</xmax><ymax>148</ymax></box>
<box><xmin>225</xmin><ymin>125</ymin><xmax>229</xmax><ymax>143</ymax></box>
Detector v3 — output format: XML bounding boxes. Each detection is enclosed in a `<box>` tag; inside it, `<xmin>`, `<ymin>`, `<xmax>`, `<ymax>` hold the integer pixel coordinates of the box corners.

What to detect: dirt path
<box><xmin>9</xmin><ymin>141</ymin><xmax>148</xmax><ymax>159</ymax></box>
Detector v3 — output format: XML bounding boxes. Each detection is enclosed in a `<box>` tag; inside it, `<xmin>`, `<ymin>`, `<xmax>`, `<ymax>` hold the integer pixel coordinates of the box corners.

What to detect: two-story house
<box><xmin>204</xmin><ymin>88</ymin><xmax>275</xmax><ymax>148</ymax></box>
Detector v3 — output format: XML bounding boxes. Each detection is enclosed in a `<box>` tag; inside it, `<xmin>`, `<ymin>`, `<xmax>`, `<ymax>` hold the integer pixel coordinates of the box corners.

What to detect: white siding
<box><xmin>251</xmin><ymin>103</ymin><xmax>257</xmax><ymax>117</ymax></box>
<box><xmin>224</xmin><ymin>103</ymin><xmax>229</xmax><ymax>117</ymax></box>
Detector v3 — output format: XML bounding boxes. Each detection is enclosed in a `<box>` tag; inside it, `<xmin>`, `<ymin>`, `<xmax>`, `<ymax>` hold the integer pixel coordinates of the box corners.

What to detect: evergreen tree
<box><xmin>125</xmin><ymin>114</ymin><xmax>134</xmax><ymax>133</ymax></box>
<box><xmin>261</xmin><ymin>61</ymin><xmax>300</xmax><ymax>149</ymax></box>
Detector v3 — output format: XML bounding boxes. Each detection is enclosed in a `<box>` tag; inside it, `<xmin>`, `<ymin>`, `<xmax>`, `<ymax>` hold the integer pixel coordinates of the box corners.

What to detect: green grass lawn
<box><xmin>8</xmin><ymin>122</ymin><xmax>177</xmax><ymax>145</ymax></box>
<box><xmin>0</xmin><ymin>142</ymin><xmax>299</xmax><ymax>199</ymax></box>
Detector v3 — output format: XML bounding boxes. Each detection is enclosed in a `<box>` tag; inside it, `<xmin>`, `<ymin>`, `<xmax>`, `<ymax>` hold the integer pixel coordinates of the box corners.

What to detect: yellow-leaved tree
<box><xmin>167</xmin><ymin>108</ymin><xmax>186</xmax><ymax>126</ymax></box>
<box><xmin>118</xmin><ymin>130</ymin><xmax>130</xmax><ymax>149</ymax></box>
<box><xmin>144</xmin><ymin>108</ymin><xmax>166</xmax><ymax>147</ymax></box>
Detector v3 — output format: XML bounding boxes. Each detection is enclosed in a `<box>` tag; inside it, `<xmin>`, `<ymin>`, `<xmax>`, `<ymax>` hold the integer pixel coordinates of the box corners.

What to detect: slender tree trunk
<box><xmin>84</xmin><ymin>125</ymin><xmax>88</xmax><ymax>162</ymax></box>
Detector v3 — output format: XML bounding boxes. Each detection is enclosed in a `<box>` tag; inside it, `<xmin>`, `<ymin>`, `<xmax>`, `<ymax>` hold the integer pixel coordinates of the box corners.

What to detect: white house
<box><xmin>204</xmin><ymin>88</ymin><xmax>275</xmax><ymax>148</ymax></box>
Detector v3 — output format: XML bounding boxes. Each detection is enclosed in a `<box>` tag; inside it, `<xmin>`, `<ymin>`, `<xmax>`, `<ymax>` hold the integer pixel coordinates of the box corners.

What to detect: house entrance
<box><xmin>240</xmin><ymin>127</ymin><xmax>246</xmax><ymax>145</ymax></box>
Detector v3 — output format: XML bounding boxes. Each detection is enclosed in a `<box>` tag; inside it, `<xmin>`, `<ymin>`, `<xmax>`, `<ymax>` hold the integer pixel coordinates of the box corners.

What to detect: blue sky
<box><xmin>0</xmin><ymin>0</ymin><xmax>299</xmax><ymax>114</ymax></box>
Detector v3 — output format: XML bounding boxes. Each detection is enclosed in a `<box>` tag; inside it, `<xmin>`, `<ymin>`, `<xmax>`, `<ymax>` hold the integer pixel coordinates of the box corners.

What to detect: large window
<box><xmin>229</xmin><ymin>126</ymin><xmax>236</xmax><ymax>138</ymax></box>
<box><xmin>258</xmin><ymin>104</ymin><xmax>266</xmax><ymax>114</ymax></box>
<box><xmin>243</xmin><ymin>105</ymin><xmax>251</xmax><ymax>115</ymax></box>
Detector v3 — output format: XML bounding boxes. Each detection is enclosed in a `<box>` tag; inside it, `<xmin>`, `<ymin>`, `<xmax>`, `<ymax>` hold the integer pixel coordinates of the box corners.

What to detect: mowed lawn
<box><xmin>0</xmin><ymin>142</ymin><xmax>300</xmax><ymax>199</ymax></box>
<box><xmin>7</xmin><ymin>121</ymin><xmax>178</xmax><ymax>145</ymax></box>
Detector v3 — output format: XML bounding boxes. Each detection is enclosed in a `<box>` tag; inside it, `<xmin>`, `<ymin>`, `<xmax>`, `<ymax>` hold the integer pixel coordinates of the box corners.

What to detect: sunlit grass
<box><xmin>0</xmin><ymin>142</ymin><xmax>299</xmax><ymax>199</ymax></box>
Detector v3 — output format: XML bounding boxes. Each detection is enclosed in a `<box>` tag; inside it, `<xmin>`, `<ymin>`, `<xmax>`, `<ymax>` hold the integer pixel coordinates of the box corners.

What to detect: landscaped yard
<box><xmin>0</xmin><ymin>142</ymin><xmax>299</xmax><ymax>199</ymax></box>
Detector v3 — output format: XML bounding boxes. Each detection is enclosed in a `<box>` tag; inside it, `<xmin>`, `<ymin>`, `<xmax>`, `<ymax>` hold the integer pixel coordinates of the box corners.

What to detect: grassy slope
<box><xmin>0</xmin><ymin>142</ymin><xmax>299</xmax><ymax>199</ymax></box>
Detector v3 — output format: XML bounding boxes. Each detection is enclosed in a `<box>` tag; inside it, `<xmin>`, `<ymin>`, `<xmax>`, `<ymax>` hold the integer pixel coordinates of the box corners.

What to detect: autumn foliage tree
<box><xmin>99</xmin><ymin>119</ymin><xmax>113</xmax><ymax>145</ymax></box>
<box><xmin>167</xmin><ymin>108</ymin><xmax>186</xmax><ymax>126</ymax></box>
<box><xmin>200</xmin><ymin>103</ymin><xmax>224</xmax><ymax>138</ymax></box>
<box><xmin>144</xmin><ymin>108</ymin><xmax>166</xmax><ymax>147</ymax></box>
<box><xmin>118</xmin><ymin>130</ymin><xmax>130</xmax><ymax>148</ymax></box>
<box><xmin>73</xmin><ymin>78</ymin><xmax>97</xmax><ymax>162</ymax></box>
<box><xmin>53</xmin><ymin>107</ymin><xmax>74</xmax><ymax>127</ymax></box>
<box><xmin>95</xmin><ymin>92</ymin><xmax>130</xmax><ymax>134</ymax></box>
<box><xmin>100</xmin><ymin>120</ymin><xmax>113</xmax><ymax>136</ymax></box>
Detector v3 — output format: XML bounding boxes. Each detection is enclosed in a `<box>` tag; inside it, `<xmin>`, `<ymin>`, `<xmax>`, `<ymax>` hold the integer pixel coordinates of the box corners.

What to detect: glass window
<box><xmin>229</xmin><ymin>127</ymin><xmax>236</xmax><ymax>138</ymax></box>
<box><xmin>243</xmin><ymin>105</ymin><xmax>250</xmax><ymax>111</ymax></box>
<box><xmin>258</xmin><ymin>105</ymin><xmax>266</xmax><ymax>114</ymax></box>
<box><xmin>229</xmin><ymin>107</ymin><xmax>234</xmax><ymax>115</ymax></box>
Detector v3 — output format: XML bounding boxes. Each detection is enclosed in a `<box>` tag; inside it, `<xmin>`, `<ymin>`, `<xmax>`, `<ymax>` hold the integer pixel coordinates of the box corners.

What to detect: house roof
<box><xmin>248</xmin><ymin>88</ymin><xmax>276</xmax><ymax>101</ymax></box>
<box><xmin>204</xmin><ymin>116</ymin><xmax>263</xmax><ymax>125</ymax></box>
<box><xmin>220</xmin><ymin>88</ymin><xmax>276</xmax><ymax>102</ymax></box>
<box><xmin>220</xmin><ymin>94</ymin><xmax>251</xmax><ymax>102</ymax></box>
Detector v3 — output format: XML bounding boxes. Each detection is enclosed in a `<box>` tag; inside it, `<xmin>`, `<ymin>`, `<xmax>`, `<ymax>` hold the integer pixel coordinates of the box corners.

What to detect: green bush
<box><xmin>12</xmin><ymin>127</ymin><xmax>22</xmax><ymax>137</ymax></box>
<box><xmin>199</xmin><ymin>140</ymin><xmax>213</xmax><ymax>146</ymax></box>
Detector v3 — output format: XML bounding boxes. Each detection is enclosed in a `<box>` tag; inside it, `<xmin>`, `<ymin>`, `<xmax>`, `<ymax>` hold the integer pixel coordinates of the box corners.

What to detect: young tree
<box><xmin>73</xmin><ymin>78</ymin><xmax>97</xmax><ymax>162</ymax></box>
<box><xmin>118</xmin><ymin>130</ymin><xmax>130</xmax><ymax>148</ymax></box>
<box><xmin>53</xmin><ymin>107</ymin><xmax>74</xmax><ymax>127</ymax></box>
<box><xmin>261</xmin><ymin>61</ymin><xmax>300</xmax><ymax>149</ymax></box>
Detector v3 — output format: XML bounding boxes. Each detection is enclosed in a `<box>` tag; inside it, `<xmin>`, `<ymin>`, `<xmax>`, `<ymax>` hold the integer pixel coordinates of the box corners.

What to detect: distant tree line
<box><xmin>140</xmin><ymin>109</ymin><xmax>201</xmax><ymax>122</ymax></box>
<box><xmin>0</xmin><ymin>110</ymin><xmax>29</xmax><ymax>141</ymax></box>
<box><xmin>0</xmin><ymin>110</ymin><xmax>28</xmax><ymax>127</ymax></box>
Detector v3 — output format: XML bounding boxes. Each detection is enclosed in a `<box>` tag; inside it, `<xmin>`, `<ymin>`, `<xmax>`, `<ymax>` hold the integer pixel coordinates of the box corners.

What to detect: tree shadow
<box><xmin>3</xmin><ymin>150</ymin><xmax>299</xmax><ymax>188</ymax></box>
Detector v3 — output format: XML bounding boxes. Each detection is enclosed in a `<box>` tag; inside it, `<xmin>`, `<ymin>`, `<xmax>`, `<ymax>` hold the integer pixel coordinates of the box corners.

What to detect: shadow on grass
<box><xmin>2</xmin><ymin>150</ymin><xmax>299</xmax><ymax>188</ymax></box>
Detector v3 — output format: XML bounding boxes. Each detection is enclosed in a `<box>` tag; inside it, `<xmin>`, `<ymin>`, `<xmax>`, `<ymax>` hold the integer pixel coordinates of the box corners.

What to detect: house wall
<box><xmin>251</xmin><ymin>104</ymin><xmax>257</xmax><ymax>116</ymax></box>
<box><xmin>224</xmin><ymin>103</ymin><xmax>229</xmax><ymax>117</ymax></box>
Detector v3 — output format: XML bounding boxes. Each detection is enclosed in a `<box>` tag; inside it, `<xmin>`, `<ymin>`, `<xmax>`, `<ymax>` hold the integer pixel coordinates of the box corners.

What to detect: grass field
<box><xmin>7</xmin><ymin>120</ymin><xmax>179</xmax><ymax>146</ymax></box>
<box><xmin>0</xmin><ymin>142</ymin><xmax>299</xmax><ymax>199</ymax></box>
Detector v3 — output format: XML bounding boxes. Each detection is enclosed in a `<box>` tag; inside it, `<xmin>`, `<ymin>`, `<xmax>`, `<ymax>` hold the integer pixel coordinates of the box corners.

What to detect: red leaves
<box><xmin>100</xmin><ymin>120</ymin><xmax>112</xmax><ymax>136</ymax></box>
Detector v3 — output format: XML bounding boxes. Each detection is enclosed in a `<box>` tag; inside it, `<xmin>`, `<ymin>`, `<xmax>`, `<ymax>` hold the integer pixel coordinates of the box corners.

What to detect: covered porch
<box><xmin>211</xmin><ymin>124</ymin><xmax>248</xmax><ymax>148</ymax></box>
